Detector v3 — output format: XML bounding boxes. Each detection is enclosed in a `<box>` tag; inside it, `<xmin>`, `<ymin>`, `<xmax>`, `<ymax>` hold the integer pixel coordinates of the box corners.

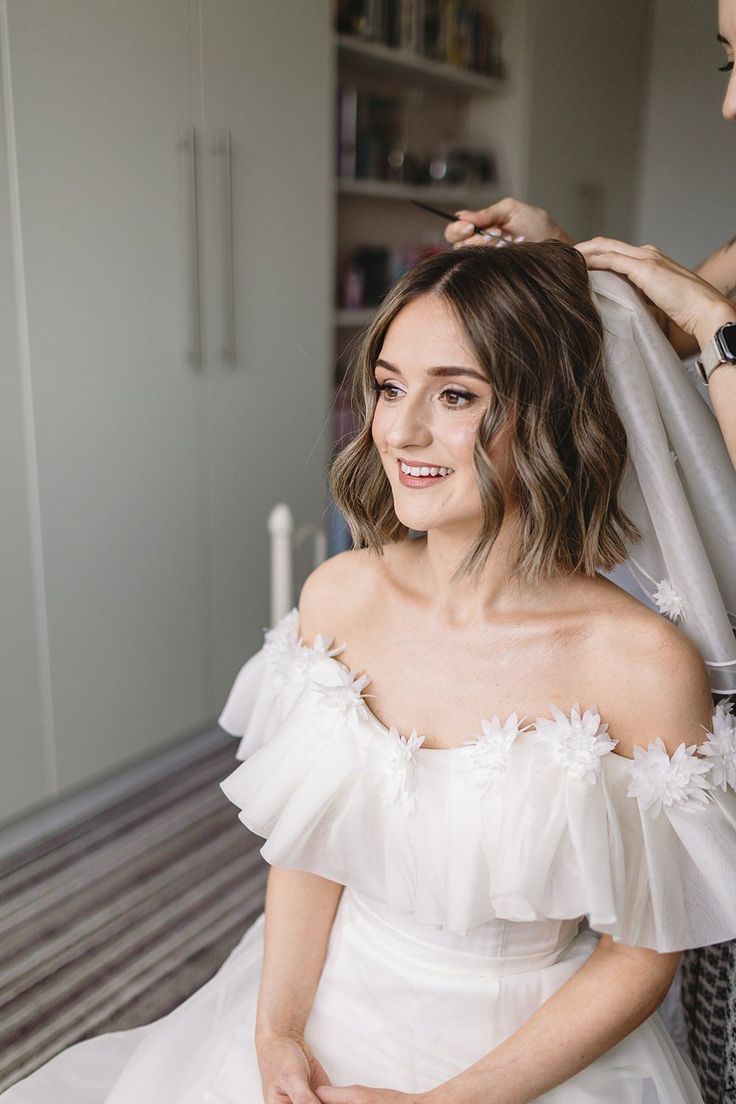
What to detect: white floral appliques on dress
<box><xmin>652</xmin><ymin>578</ymin><xmax>685</xmax><ymax>622</ymax></box>
<box><xmin>263</xmin><ymin>610</ymin><xmax>346</xmax><ymax>692</ymax></box>
<box><xmin>455</xmin><ymin>713</ymin><xmax>524</xmax><ymax>795</ymax></box>
<box><xmin>312</xmin><ymin>664</ymin><xmax>373</xmax><ymax>724</ymax></box>
<box><xmin>533</xmin><ymin>703</ymin><xmax>618</xmax><ymax>784</ymax></box>
<box><xmin>699</xmin><ymin>700</ymin><xmax>736</xmax><ymax>792</ymax></box>
<box><xmin>370</xmin><ymin>726</ymin><xmax>425</xmax><ymax>813</ymax></box>
<box><xmin>626</xmin><ymin>737</ymin><xmax>714</xmax><ymax>818</ymax></box>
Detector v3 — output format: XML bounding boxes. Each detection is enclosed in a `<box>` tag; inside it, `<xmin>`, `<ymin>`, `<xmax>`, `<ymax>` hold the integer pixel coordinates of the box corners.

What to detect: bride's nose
<box><xmin>383</xmin><ymin>394</ymin><xmax>433</xmax><ymax>449</ymax></box>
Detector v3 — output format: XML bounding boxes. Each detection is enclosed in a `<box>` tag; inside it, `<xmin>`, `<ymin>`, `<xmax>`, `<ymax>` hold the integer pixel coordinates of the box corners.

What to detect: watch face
<box><xmin>718</xmin><ymin>323</ymin><xmax>736</xmax><ymax>360</ymax></box>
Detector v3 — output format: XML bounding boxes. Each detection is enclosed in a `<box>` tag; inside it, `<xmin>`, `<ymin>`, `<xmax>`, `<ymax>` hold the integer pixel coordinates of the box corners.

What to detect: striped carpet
<box><xmin>0</xmin><ymin>733</ymin><xmax>268</xmax><ymax>1093</ymax></box>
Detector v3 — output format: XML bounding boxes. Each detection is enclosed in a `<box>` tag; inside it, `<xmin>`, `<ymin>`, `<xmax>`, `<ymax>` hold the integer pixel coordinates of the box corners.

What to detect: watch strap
<box><xmin>696</xmin><ymin>323</ymin><xmax>736</xmax><ymax>384</ymax></box>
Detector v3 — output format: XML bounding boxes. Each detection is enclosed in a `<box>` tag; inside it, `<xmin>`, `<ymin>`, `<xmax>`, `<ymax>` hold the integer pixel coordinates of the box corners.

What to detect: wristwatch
<box><xmin>696</xmin><ymin>321</ymin><xmax>736</xmax><ymax>384</ymax></box>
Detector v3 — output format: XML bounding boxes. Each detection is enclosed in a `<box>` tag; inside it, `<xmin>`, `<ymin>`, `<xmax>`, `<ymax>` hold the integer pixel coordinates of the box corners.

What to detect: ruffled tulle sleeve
<box><xmin>217</xmin><ymin>608</ymin><xmax>346</xmax><ymax>761</ymax></box>
<box><xmin>218</xmin><ymin>610</ymin><xmax>736</xmax><ymax>951</ymax></box>
<box><xmin>487</xmin><ymin>701</ymin><xmax>736</xmax><ymax>952</ymax></box>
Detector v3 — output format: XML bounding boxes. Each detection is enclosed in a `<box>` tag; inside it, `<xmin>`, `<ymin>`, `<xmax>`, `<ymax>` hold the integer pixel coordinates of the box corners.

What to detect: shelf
<box><xmin>335</xmin><ymin>33</ymin><xmax>505</xmax><ymax>95</ymax></box>
<box><xmin>336</xmin><ymin>177</ymin><xmax>498</xmax><ymax>207</ymax></box>
<box><xmin>335</xmin><ymin>308</ymin><xmax>375</xmax><ymax>329</ymax></box>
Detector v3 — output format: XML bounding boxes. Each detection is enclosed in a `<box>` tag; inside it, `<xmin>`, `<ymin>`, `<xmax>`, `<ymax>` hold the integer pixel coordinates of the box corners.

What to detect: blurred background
<box><xmin>1</xmin><ymin>0</ymin><xmax>735</xmax><ymax>827</ymax></box>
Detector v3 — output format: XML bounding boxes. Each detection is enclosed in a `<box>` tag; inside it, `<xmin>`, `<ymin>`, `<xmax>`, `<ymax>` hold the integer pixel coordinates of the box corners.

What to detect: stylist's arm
<box><xmin>576</xmin><ymin>237</ymin><xmax>736</xmax><ymax>470</ymax></box>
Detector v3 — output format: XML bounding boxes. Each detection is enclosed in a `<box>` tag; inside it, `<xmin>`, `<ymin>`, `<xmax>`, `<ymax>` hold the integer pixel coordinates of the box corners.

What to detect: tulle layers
<box><xmin>219</xmin><ymin>647</ymin><xmax>736</xmax><ymax>953</ymax></box>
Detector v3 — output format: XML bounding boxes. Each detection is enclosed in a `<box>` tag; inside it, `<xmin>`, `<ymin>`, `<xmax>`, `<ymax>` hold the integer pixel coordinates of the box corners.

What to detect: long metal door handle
<box><xmin>216</xmin><ymin>131</ymin><xmax>236</xmax><ymax>366</ymax></box>
<box><xmin>180</xmin><ymin>124</ymin><xmax>202</xmax><ymax>369</ymax></box>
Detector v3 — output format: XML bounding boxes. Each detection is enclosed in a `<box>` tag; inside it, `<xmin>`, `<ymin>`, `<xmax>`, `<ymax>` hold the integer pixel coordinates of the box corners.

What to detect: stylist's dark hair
<box><xmin>330</xmin><ymin>242</ymin><xmax>641</xmax><ymax>583</ymax></box>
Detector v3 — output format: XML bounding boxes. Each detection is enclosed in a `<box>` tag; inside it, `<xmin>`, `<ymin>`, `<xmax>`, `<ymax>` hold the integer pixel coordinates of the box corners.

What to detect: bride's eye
<box><xmin>371</xmin><ymin>380</ymin><xmax>403</xmax><ymax>400</ymax></box>
<box><xmin>440</xmin><ymin>387</ymin><xmax>476</xmax><ymax>409</ymax></box>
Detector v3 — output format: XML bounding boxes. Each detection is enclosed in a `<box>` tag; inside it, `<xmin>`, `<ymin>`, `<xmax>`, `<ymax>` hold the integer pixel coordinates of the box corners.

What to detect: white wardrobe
<box><xmin>0</xmin><ymin>0</ymin><xmax>333</xmax><ymax>821</ymax></box>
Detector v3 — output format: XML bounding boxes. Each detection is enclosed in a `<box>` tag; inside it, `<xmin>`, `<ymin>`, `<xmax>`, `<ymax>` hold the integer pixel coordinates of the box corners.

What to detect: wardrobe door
<box><xmin>0</xmin><ymin>42</ymin><xmax>48</xmax><ymax>822</ymax></box>
<box><xmin>199</xmin><ymin>0</ymin><xmax>333</xmax><ymax>698</ymax></box>
<box><xmin>5</xmin><ymin>0</ymin><xmax>213</xmax><ymax>795</ymax></box>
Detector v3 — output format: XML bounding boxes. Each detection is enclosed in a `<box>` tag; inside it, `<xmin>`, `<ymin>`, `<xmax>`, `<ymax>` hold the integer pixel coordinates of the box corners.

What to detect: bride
<box><xmin>4</xmin><ymin>241</ymin><xmax>736</xmax><ymax>1103</ymax></box>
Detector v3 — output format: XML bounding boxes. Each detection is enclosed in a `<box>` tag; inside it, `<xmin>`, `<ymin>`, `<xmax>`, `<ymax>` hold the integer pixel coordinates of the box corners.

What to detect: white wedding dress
<box><xmin>4</xmin><ymin>607</ymin><xmax>736</xmax><ymax>1103</ymax></box>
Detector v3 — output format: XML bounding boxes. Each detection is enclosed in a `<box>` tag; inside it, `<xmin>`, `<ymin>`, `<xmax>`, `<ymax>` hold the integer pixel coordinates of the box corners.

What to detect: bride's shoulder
<box><xmin>298</xmin><ymin>540</ymin><xmax>410</xmax><ymax>645</ymax></box>
<box><xmin>582</xmin><ymin>576</ymin><xmax>712</xmax><ymax>757</ymax></box>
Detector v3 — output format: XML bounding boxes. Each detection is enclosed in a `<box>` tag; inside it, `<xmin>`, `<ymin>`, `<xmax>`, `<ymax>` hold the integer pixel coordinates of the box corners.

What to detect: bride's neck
<box><xmin>417</xmin><ymin>504</ymin><xmax>537</xmax><ymax>625</ymax></box>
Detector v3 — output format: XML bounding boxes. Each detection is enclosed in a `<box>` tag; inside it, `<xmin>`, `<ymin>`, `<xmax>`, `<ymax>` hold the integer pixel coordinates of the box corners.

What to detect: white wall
<box><xmin>524</xmin><ymin>0</ymin><xmax>652</xmax><ymax>242</ymax></box>
<box><xmin>635</xmin><ymin>0</ymin><xmax>736</xmax><ymax>266</ymax></box>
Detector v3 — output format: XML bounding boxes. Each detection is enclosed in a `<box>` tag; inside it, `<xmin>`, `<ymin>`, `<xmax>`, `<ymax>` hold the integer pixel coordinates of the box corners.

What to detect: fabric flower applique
<box><xmin>370</xmin><ymin>726</ymin><xmax>425</xmax><ymax>813</ymax></box>
<box><xmin>455</xmin><ymin>713</ymin><xmax>525</xmax><ymax>795</ymax></box>
<box><xmin>652</xmin><ymin>577</ymin><xmax>685</xmax><ymax>622</ymax></box>
<box><xmin>263</xmin><ymin>609</ymin><xmax>346</xmax><ymax>692</ymax></box>
<box><xmin>626</xmin><ymin>737</ymin><xmax>714</xmax><ymax>818</ymax></box>
<box><xmin>698</xmin><ymin>699</ymin><xmax>736</xmax><ymax>792</ymax></box>
<box><xmin>312</xmin><ymin>664</ymin><xmax>373</xmax><ymax>724</ymax></box>
<box><xmin>533</xmin><ymin>703</ymin><xmax>618</xmax><ymax>784</ymax></box>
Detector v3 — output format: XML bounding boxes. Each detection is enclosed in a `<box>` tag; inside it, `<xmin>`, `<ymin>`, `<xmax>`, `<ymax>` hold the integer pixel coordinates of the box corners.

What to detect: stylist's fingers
<box><xmin>444</xmin><ymin>219</ymin><xmax>480</xmax><ymax>244</ymax></box>
<box><xmin>576</xmin><ymin>237</ymin><xmax>665</xmax><ymax>262</ymax></box>
<box><xmin>457</xmin><ymin>196</ymin><xmax>518</xmax><ymax>230</ymax></box>
<box><xmin>444</xmin><ymin>197</ymin><xmax>518</xmax><ymax>245</ymax></box>
<box><xmin>576</xmin><ymin>247</ymin><xmax>647</xmax><ymax>277</ymax></box>
<box><xmin>451</xmin><ymin>231</ymin><xmax>516</xmax><ymax>250</ymax></box>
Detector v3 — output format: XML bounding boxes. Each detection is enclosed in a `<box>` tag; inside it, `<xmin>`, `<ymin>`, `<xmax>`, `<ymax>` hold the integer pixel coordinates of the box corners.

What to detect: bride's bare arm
<box><xmin>255</xmin><ymin>567</ymin><xmax>347</xmax><ymax>1044</ymax></box>
<box><xmin>421</xmin><ymin>623</ymin><xmax>713</xmax><ymax>1104</ymax></box>
<box><xmin>255</xmin><ymin>867</ymin><xmax>343</xmax><ymax>1044</ymax></box>
<box><xmin>425</xmin><ymin>934</ymin><xmax>681</xmax><ymax>1104</ymax></box>
<box><xmin>253</xmin><ymin>565</ymin><xmax>348</xmax><ymax>1104</ymax></box>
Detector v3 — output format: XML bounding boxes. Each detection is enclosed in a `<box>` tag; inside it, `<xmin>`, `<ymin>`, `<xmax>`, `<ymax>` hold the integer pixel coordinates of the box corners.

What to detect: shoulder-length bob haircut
<box><xmin>330</xmin><ymin>241</ymin><xmax>641</xmax><ymax>584</ymax></box>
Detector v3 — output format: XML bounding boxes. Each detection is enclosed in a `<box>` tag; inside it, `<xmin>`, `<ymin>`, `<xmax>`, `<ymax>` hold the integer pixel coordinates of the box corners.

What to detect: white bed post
<box><xmin>268</xmin><ymin>504</ymin><xmax>329</xmax><ymax>627</ymax></box>
<box><xmin>268</xmin><ymin>503</ymin><xmax>294</xmax><ymax>627</ymax></box>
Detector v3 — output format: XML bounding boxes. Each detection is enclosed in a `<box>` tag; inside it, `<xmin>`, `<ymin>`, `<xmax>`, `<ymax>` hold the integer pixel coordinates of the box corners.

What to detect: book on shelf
<box><xmin>335</xmin><ymin>0</ymin><xmax>504</xmax><ymax>78</ymax></box>
<box><xmin>336</xmin><ymin>87</ymin><xmax>359</xmax><ymax>178</ymax></box>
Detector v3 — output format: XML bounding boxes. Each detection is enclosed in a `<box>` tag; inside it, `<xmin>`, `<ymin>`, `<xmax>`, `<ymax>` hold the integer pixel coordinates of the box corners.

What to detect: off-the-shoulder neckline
<box><xmin>300</xmin><ymin>639</ymin><xmax>636</xmax><ymax>764</ymax></box>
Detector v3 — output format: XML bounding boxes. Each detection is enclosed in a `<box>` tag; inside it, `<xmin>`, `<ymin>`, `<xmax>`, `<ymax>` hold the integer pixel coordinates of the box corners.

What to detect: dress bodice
<box><xmin>218</xmin><ymin>608</ymin><xmax>736</xmax><ymax>953</ymax></box>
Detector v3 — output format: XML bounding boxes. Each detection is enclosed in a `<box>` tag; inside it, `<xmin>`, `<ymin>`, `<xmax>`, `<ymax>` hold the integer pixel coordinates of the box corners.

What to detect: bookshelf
<box><xmin>332</xmin><ymin>1</ymin><xmax>518</xmax><ymax>356</ymax></box>
<box><xmin>335</xmin><ymin>33</ymin><xmax>505</xmax><ymax>93</ymax></box>
<box><xmin>336</xmin><ymin>177</ymin><xmax>498</xmax><ymax>204</ymax></box>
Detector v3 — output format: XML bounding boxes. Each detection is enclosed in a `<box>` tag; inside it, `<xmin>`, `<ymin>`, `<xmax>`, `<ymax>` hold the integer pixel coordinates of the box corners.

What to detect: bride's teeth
<box><xmin>399</xmin><ymin>461</ymin><xmax>454</xmax><ymax>477</ymax></box>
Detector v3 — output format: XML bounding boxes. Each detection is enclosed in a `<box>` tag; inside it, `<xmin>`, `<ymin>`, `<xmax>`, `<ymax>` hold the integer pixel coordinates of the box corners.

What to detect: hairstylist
<box><xmin>445</xmin><ymin>6</ymin><xmax>736</xmax><ymax>471</ymax></box>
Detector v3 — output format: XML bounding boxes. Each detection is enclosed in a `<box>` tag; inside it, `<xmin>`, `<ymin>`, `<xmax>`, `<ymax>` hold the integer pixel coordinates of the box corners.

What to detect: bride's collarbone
<box><xmin>333</xmin><ymin>650</ymin><xmax>599</xmax><ymax>751</ymax></box>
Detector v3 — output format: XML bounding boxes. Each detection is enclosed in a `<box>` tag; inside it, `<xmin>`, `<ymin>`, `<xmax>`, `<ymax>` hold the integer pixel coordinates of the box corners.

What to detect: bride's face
<box><xmin>371</xmin><ymin>294</ymin><xmax>512</xmax><ymax>535</ymax></box>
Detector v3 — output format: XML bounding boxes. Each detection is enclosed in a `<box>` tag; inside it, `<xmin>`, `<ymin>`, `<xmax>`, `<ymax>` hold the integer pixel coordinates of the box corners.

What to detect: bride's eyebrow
<box><xmin>375</xmin><ymin>358</ymin><xmax>487</xmax><ymax>384</ymax></box>
<box><xmin>718</xmin><ymin>32</ymin><xmax>731</xmax><ymax>45</ymax></box>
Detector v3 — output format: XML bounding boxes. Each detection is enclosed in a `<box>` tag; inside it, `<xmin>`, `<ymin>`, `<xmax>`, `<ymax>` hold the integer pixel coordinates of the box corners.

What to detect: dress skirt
<box><xmin>1</xmin><ymin>885</ymin><xmax>705</xmax><ymax>1103</ymax></box>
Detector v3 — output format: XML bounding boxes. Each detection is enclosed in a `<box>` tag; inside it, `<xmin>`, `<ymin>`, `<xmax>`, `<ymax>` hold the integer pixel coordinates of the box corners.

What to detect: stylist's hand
<box><xmin>445</xmin><ymin>196</ymin><xmax>574</xmax><ymax>248</ymax></box>
<box><xmin>257</xmin><ymin>1033</ymin><xmax>332</xmax><ymax>1103</ymax></box>
<box><xmin>576</xmin><ymin>237</ymin><xmax>736</xmax><ymax>350</ymax></box>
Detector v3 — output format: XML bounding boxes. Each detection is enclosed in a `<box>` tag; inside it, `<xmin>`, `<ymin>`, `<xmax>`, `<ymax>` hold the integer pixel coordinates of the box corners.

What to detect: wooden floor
<box><xmin>0</xmin><ymin>734</ymin><xmax>267</xmax><ymax>1093</ymax></box>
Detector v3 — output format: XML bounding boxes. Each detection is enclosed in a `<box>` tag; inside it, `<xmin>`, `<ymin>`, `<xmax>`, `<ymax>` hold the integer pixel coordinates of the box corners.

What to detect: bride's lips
<box><xmin>396</xmin><ymin>458</ymin><xmax>454</xmax><ymax>489</ymax></box>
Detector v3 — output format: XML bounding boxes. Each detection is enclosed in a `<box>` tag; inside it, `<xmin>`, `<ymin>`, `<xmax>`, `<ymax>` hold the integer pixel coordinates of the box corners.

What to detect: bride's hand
<box><xmin>257</xmin><ymin>1033</ymin><xmax>332</xmax><ymax>1103</ymax></box>
<box><xmin>315</xmin><ymin>1085</ymin><xmax>426</xmax><ymax>1103</ymax></box>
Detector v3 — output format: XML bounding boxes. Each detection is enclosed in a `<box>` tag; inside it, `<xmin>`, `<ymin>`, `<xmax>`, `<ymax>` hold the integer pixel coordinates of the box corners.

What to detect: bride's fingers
<box><xmin>314</xmin><ymin>1085</ymin><xmax>363</xmax><ymax>1102</ymax></box>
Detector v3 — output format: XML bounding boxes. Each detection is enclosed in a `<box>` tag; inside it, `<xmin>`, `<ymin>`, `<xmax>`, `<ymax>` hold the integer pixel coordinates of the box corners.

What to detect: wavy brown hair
<box><xmin>330</xmin><ymin>241</ymin><xmax>641</xmax><ymax>583</ymax></box>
